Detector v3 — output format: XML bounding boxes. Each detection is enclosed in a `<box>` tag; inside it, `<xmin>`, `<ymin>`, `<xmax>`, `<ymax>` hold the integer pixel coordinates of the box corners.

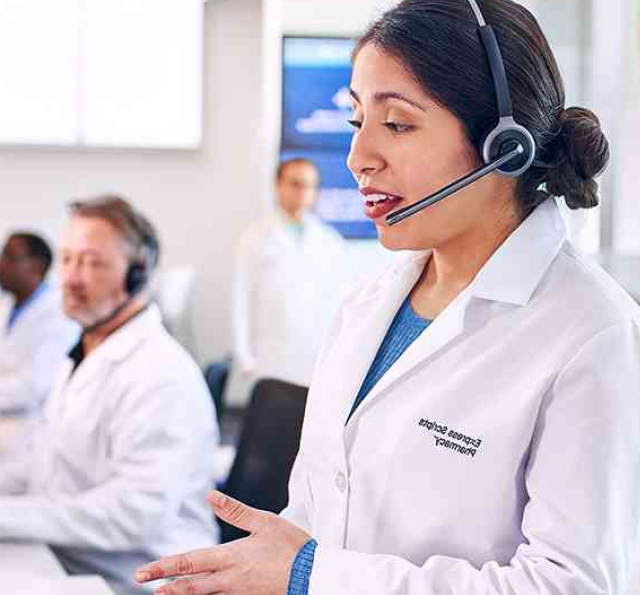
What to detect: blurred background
<box><xmin>0</xmin><ymin>0</ymin><xmax>638</xmax><ymax>396</ymax></box>
<box><xmin>1</xmin><ymin>2</ymin><xmax>640</xmax><ymax>589</ymax></box>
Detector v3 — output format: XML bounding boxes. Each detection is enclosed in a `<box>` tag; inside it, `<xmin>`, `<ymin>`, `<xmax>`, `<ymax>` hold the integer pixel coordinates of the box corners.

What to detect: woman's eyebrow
<box><xmin>349</xmin><ymin>88</ymin><xmax>427</xmax><ymax>112</ymax></box>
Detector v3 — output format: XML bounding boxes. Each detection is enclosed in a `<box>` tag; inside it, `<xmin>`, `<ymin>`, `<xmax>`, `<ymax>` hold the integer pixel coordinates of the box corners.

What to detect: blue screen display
<box><xmin>282</xmin><ymin>37</ymin><xmax>355</xmax><ymax>150</ymax></box>
<box><xmin>281</xmin><ymin>37</ymin><xmax>377</xmax><ymax>239</ymax></box>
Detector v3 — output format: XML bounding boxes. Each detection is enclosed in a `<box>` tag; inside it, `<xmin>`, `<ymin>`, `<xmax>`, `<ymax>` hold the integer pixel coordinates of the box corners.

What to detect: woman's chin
<box><xmin>376</xmin><ymin>225</ymin><xmax>413</xmax><ymax>251</ymax></box>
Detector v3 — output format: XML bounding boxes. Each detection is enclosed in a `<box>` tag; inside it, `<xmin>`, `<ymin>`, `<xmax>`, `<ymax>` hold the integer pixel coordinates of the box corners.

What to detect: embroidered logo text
<box><xmin>418</xmin><ymin>418</ymin><xmax>482</xmax><ymax>458</ymax></box>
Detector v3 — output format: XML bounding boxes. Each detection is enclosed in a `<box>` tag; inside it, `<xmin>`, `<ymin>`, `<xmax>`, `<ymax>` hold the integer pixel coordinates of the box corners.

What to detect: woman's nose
<box><xmin>346</xmin><ymin>125</ymin><xmax>385</xmax><ymax>181</ymax></box>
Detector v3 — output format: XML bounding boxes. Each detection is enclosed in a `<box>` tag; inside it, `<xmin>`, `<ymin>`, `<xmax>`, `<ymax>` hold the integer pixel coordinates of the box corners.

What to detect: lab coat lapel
<box><xmin>333</xmin><ymin>257</ymin><xmax>425</xmax><ymax>426</ymax></box>
<box><xmin>346</xmin><ymin>283</ymin><xmax>471</xmax><ymax>427</ymax></box>
<box><xmin>62</xmin><ymin>348</ymin><xmax>111</xmax><ymax>393</ymax></box>
<box><xmin>344</xmin><ymin>200</ymin><xmax>569</xmax><ymax>426</ymax></box>
<box><xmin>62</xmin><ymin>307</ymin><xmax>152</xmax><ymax>392</ymax></box>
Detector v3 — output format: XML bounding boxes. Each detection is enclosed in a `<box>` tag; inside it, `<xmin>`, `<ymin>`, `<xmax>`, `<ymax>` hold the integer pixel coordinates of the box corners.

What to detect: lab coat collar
<box><xmin>333</xmin><ymin>261</ymin><xmax>424</xmax><ymax>429</ymax></box>
<box><xmin>71</xmin><ymin>303</ymin><xmax>162</xmax><ymax>368</ymax></box>
<box><xmin>340</xmin><ymin>199</ymin><xmax>567</xmax><ymax>428</ymax></box>
<box><xmin>93</xmin><ymin>303</ymin><xmax>162</xmax><ymax>363</ymax></box>
<box><xmin>346</xmin><ymin>198</ymin><xmax>567</xmax><ymax>313</ymax></box>
<box><xmin>345</xmin><ymin>252</ymin><xmax>427</xmax><ymax>311</ymax></box>
<box><xmin>272</xmin><ymin>209</ymin><xmax>312</xmax><ymax>235</ymax></box>
<box><xmin>271</xmin><ymin>210</ymin><xmax>327</xmax><ymax>239</ymax></box>
<box><xmin>470</xmin><ymin>198</ymin><xmax>567</xmax><ymax>306</ymax></box>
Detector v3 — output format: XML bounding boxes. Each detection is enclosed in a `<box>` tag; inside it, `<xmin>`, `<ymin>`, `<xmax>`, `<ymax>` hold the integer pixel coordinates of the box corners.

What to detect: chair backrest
<box><xmin>219</xmin><ymin>378</ymin><xmax>308</xmax><ymax>542</ymax></box>
<box><xmin>203</xmin><ymin>358</ymin><xmax>232</xmax><ymax>421</ymax></box>
<box><xmin>153</xmin><ymin>264</ymin><xmax>197</xmax><ymax>356</ymax></box>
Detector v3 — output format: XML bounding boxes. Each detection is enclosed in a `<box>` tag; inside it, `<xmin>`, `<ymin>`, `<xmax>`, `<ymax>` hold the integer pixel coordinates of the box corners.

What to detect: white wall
<box><xmin>4</xmin><ymin>0</ymin><xmax>630</xmax><ymax>364</ymax></box>
<box><xmin>281</xmin><ymin>0</ymin><xmax>397</xmax><ymax>35</ymax></box>
<box><xmin>0</xmin><ymin>0</ymin><xmax>394</xmax><ymax>364</ymax></box>
<box><xmin>614</xmin><ymin>0</ymin><xmax>640</xmax><ymax>255</ymax></box>
<box><xmin>0</xmin><ymin>0</ymin><xmax>269</xmax><ymax>363</ymax></box>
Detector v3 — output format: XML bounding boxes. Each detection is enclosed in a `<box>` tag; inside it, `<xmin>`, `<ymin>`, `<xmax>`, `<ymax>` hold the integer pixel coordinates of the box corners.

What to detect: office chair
<box><xmin>203</xmin><ymin>357</ymin><xmax>232</xmax><ymax>422</ymax></box>
<box><xmin>218</xmin><ymin>378</ymin><xmax>308</xmax><ymax>542</ymax></box>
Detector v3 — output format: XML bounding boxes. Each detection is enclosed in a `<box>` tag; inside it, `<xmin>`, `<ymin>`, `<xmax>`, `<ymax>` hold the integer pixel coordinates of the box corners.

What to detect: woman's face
<box><xmin>347</xmin><ymin>43</ymin><xmax>514</xmax><ymax>251</ymax></box>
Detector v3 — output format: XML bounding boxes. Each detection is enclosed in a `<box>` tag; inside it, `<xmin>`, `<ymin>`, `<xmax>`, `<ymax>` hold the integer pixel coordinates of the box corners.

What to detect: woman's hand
<box><xmin>135</xmin><ymin>490</ymin><xmax>311</xmax><ymax>595</ymax></box>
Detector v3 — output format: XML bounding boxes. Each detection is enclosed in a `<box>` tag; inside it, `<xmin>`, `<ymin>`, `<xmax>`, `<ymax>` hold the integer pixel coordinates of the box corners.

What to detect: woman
<box><xmin>136</xmin><ymin>1</ymin><xmax>640</xmax><ymax>594</ymax></box>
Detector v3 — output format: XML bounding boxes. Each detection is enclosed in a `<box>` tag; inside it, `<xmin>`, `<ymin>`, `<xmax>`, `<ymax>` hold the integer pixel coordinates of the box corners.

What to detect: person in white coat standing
<box><xmin>0</xmin><ymin>196</ymin><xmax>220</xmax><ymax>595</ymax></box>
<box><xmin>0</xmin><ymin>233</ymin><xmax>78</xmax><ymax>452</ymax></box>
<box><xmin>232</xmin><ymin>158</ymin><xmax>345</xmax><ymax>389</ymax></box>
<box><xmin>135</xmin><ymin>2</ymin><xmax>640</xmax><ymax>595</ymax></box>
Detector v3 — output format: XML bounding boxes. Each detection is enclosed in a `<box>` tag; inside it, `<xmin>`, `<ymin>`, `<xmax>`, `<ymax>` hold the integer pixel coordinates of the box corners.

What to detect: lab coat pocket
<box><xmin>358</xmin><ymin>414</ymin><xmax>489</xmax><ymax>561</ymax></box>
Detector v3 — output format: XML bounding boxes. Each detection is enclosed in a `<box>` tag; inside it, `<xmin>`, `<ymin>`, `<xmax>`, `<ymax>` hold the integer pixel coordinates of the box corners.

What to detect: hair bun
<box><xmin>546</xmin><ymin>107</ymin><xmax>610</xmax><ymax>209</ymax></box>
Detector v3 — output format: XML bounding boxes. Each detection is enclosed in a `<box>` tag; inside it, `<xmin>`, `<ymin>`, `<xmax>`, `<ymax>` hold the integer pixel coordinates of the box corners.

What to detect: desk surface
<box><xmin>3</xmin><ymin>576</ymin><xmax>115</xmax><ymax>595</ymax></box>
<box><xmin>0</xmin><ymin>543</ymin><xmax>66</xmax><ymax>578</ymax></box>
<box><xmin>0</xmin><ymin>543</ymin><xmax>115</xmax><ymax>595</ymax></box>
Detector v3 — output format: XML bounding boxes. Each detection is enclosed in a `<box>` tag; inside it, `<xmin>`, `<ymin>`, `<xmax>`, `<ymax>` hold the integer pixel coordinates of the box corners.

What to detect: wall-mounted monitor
<box><xmin>281</xmin><ymin>36</ymin><xmax>376</xmax><ymax>239</ymax></box>
<box><xmin>282</xmin><ymin>36</ymin><xmax>355</xmax><ymax>151</ymax></box>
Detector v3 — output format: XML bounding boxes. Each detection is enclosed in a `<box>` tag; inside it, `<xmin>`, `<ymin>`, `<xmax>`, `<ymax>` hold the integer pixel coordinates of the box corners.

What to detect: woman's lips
<box><xmin>363</xmin><ymin>195</ymin><xmax>404</xmax><ymax>220</ymax></box>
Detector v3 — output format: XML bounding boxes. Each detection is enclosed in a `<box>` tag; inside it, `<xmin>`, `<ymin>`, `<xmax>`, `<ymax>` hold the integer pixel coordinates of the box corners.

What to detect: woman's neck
<box><xmin>410</xmin><ymin>205</ymin><xmax>520</xmax><ymax>320</ymax></box>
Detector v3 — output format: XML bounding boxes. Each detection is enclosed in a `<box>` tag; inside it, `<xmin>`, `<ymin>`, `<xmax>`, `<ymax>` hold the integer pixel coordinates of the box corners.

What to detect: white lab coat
<box><xmin>281</xmin><ymin>199</ymin><xmax>640</xmax><ymax>595</ymax></box>
<box><xmin>0</xmin><ymin>305</ymin><xmax>220</xmax><ymax>595</ymax></box>
<box><xmin>232</xmin><ymin>212</ymin><xmax>345</xmax><ymax>388</ymax></box>
<box><xmin>0</xmin><ymin>284</ymin><xmax>79</xmax><ymax>414</ymax></box>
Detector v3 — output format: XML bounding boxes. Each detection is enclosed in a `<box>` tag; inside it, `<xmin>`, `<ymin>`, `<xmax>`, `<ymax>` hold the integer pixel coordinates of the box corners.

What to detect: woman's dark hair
<box><xmin>354</xmin><ymin>0</ymin><xmax>610</xmax><ymax>217</ymax></box>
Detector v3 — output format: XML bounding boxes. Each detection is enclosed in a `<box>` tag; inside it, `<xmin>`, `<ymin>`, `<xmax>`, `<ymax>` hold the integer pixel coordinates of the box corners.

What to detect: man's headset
<box><xmin>83</xmin><ymin>214</ymin><xmax>159</xmax><ymax>334</ymax></box>
<box><xmin>124</xmin><ymin>231</ymin><xmax>157</xmax><ymax>297</ymax></box>
<box><xmin>386</xmin><ymin>0</ymin><xmax>536</xmax><ymax>225</ymax></box>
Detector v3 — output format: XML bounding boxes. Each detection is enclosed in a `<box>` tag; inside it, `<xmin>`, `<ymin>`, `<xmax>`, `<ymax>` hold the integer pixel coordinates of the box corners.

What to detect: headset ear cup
<box><xmin>482</xmin><ymin>117</ymin><xmax>536</xmax><ymax>177</ymax></box>
<box><xmin>125</xmin><ymin>262</ymin><xmax>147</xmax><ymax>296</ymax></box>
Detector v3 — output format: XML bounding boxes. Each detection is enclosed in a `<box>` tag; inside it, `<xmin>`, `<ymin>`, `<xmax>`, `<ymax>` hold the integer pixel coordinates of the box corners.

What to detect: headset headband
<box><xmin>467</xmin><ymin>0</ymin><xmax>513</xmax><ymax>119</ymax></box>
<box><xmin>385</xmin><ymin>0</ymin><xmax>537</xmax><ymax>225</ymax></box>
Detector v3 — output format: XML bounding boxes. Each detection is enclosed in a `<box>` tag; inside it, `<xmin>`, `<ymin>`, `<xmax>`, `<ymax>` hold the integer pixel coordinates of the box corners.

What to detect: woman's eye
<box><xmin>347</xmin><ymin>119</ymin><xmax>363</xmax><ymax>130</ymax></box>
<box><xmin>383</xmin><ymin>121</ymin><xmax>414</xmax><ymax>133</ymax></box>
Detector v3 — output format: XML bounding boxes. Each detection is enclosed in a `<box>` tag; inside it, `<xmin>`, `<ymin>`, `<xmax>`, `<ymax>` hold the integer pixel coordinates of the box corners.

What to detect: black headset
<box><xmin>82</xmin><ymin>212</ymin><xmax>158</xmax><ymax>334</ymax></box>
<box><xmin>386</xmin><ymin>0</ymin><xmax>536</xmax><ymax>225</ymax></box>
<box><xmin>124</xmin><ymin>233</ymin><xmax>158</xmax><ymax>297</ymax></box>
<box><xmin>124</xmin><ymin>225</ymin><xmax>158</xmax><ymax>296</ymax></box>
<box><xmin>124</xmin><ymin>260</ymin><xmax>147</xmax><ymax>296</ymax></box>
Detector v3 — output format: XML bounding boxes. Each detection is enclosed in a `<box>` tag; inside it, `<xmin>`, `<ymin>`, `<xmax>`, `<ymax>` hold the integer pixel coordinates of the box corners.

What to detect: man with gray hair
<box><xmin>0</xmin><ymin>195</ymin><xmax>220</xmax><ymax>595</ymax></box>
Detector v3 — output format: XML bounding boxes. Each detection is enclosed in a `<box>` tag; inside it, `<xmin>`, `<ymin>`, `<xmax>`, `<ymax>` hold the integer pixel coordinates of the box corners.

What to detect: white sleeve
<box><xmin>0</xmin><ymin>322</ymin><xmax>77</xmax><ymax>413</ymax></box>
<box><xmin>0</xmin><ymin>351</ymin><xmax>33</xmax><ymax>412</ymax></box>
<box><xmin>307</xmin><ymin>320</ymin><xmax>640</xmax><ymax>595</ymax></box>
<box><xmin>0</xmin><ymin>379</ymin><xmax>217</xmax><ymax>550</ymax></box>
<box><xmin>0</xmin><ymin>447</ymin><xmax>31</xmax><ymax>495</ymax></box>
<box><xmin>232</xmin><ymin>237</ymin><xmax>257</xmax><ymax>373</ymax></box>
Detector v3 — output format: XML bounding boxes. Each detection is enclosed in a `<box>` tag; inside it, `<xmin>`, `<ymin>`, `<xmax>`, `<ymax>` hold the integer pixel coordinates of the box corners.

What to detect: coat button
<box><xmin>335</xmin><ymin>472</ymin><xmax>347</xmax><ymax>493</ymax></box>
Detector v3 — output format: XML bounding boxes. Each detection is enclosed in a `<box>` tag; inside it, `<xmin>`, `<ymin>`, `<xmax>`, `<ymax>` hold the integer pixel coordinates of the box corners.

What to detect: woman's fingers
<box><xmin>207</xmin><ymin>490</ymin><xmax>271</xmax><ymax>534</ymax></box>
<box><xmin>136</xmin><ymin>544</ymin><xmax>234</xmax><ymax>583</ymax></box>
<box><xmin>154</xmin><ymin>571</ymin><xmax>231</xmax><ymax>595</ymax></box>
<box><xmin>135</xmin><ymin>493</ymin><xmax>309</xmax><ymax>594</ymax></box>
